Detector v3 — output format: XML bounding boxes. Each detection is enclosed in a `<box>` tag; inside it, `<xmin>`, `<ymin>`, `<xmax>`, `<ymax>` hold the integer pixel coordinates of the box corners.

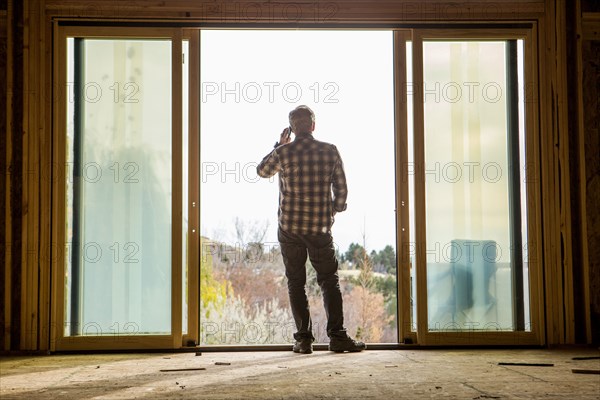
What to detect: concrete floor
<box><xmin>1</xmin><ymin>348</ymin><xmax>599</xmax><ymax>399</ymax></box>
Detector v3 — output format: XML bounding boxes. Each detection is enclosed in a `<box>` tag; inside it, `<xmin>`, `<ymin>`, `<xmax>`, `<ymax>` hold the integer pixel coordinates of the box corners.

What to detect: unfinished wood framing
<box><xmin>21</xmin><ymin>0</ymin><xmax>39</xmax><ymax>352</ymax></box>
<box><xmin>0</xmin><ymin>6</ymin><xmax>5</xmax><ymax>351</ymax></box>
<box><xmin>579</xmin><ymin>10</ymin><xmax>600</xmax><ymax>344</ymax></box>
<box><xmin>555</xmin><ymin>0</ymin><xmax>575</xmax><ymax>345</ymax></box>
<box><xmin>39</xmin><ymin>0</ymin><xmax>53</xmax><ymax>353</ymax></box>
<box><xmin>43</xmin><ymin>0</ymin><xmax>546</xmax><ymax>22</ymax></box>
<box><xmin>538</xmin><ymin>0</ymin><xmax>576</xmax><ymax>345</ymax></box>
<box><xmin>2</xmin><ymin>0</ymin><xmax>13</xmax><ymax>353</ymax></box>
<box><xmin>576</xmin><ymin>8</ymin><xmax>599</xmax><ymax>346</ymax></box>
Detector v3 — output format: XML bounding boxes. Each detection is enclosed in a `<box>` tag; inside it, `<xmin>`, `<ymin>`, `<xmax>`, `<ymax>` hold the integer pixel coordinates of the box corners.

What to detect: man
<box><xmin>257</xmin><ymin>105</ymin><xmax>366</xmax><ymax>354</ymax></box>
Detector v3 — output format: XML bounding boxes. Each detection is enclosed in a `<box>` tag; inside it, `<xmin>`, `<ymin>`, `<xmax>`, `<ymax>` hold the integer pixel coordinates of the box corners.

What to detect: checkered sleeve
<box><xmin>332</xmin><ymin>147</ymin><xmax>348</xmax><ymax>213</ymax></box>
<box><xmin>257</xmin><ymin>148</ymin><xmax>281</xmax><ymax>178</ymax></box>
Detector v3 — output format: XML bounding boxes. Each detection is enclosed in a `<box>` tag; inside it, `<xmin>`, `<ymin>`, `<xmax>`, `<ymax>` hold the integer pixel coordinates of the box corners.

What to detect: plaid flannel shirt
<box><xmin>257</xmin><ymin>132</ymin><xmax>348</xmax><ymax>235</ymax></box>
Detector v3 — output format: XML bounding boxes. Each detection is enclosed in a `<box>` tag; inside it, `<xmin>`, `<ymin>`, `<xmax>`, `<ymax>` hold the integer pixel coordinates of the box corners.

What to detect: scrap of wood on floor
<box><xmin>498</xmin><ymin>362</ymin><xmax>554</xmax><ymax>367</ymax></box>
<box><xmin>160</xmin><ymin>367</ymin><xmax>207</xmax><ymax>372</ymax></box>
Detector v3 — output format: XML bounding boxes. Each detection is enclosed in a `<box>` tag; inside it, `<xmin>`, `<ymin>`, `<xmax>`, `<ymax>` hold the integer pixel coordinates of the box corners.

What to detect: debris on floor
<box><xmin>571</xmin><ymin>368</ymin><xmax>600</xmax><ymax>375</ymax></box>
<box><xmin>160</xmin><ymin>367</ymin><xmax>207</xmax><ymax>372</ymax></box>
<box><xmin>2</xmin><ymin>349</ymin><xmax>599</xmax><ymax>399</ymax></box>
<box><xmin>497</xmin><ymin>362</ymin><xmax>554</xmax><ymax>367</ymax></box>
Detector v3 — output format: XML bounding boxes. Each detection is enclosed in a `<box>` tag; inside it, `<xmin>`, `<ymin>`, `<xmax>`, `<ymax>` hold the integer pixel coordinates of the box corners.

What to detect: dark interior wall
<box><xmin>0</xmin><ymin>0</ymin><xmax>6</xmax><ymax>352</ymax></box>
<box><xmin>2</xmin><ymin>0</ymin><xmax>23</xmax><ymax>352</ymax></box>
<box><xmin>11</xmin><ymin>0</ymin><xmax>23</xmax><ymax>352</ymax></box>
<box><xmin>566</xmin><ymin>0</ymin><xmax>600</xmax><ymax>345</ymax></box>
<box><xmin>582</xmin><ymin>40</ymin><xmax>600</xmax><ymax>344</ymax></box>
<box><xmin>566</xmin><ymin>2</ymin><xmax>585</xmax><ymax>344</ymax></box>
<box><xmin>578</xmin><ymin>0</ymin><xmax>600</xmax><ymax>345</ymax></box>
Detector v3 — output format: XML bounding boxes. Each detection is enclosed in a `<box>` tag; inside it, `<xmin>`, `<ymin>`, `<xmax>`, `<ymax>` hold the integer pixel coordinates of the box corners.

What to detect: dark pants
<box><xmin>278</xmin><ymin>228</ymin><xmax>347</xmax><ymax>341</ymax></box>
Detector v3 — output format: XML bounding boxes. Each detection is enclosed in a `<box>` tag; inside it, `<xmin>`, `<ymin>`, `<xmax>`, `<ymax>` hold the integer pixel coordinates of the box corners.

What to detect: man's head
<box><xmin>289</xmin><ymin>105</ymin><xmax>315</xmax><ymax>134</ymax></box>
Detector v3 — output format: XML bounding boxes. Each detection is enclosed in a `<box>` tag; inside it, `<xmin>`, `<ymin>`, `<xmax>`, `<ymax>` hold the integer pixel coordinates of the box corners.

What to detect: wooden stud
<box><xmin>4</xmin><ymin>0</ymin><xmax>13</xmax><ymax>352</ymax></box>
<box><xmin>539</xmin><ymin>0</ymin><xmax>577</xmax><ymax>345</ymax></box>
<box><xmin>42</xmin><ymin>0</ymin><xmax>546</xmax><ymax>22</ymax></box>
<box><xmin>38</xmin><ymin>0</ymin><xmax>52</xmax><ymax>352</ymax></box>
<box><xmin>576</xmin><ymin>2</ymin><xmax>593</xmax><ymax>344</ymax></box>
<box><xmin>20</xmin><ymin>0</ymin><xmax>30</xmax><ymax>350</ymax></box>
<box><xmin>21</xmin><ymin>0</ymin><xmax>42</xmax><ymax>352</ymax></box>
<box><xmin>526</xmin><ymin>24</ymin><xmax>546</xmax><ymax>345</ymax></box>
<box><xmin>556</xmin><ymin>0</ymin><xmax>576</xmax><ymax>345</ymax></box>
<box><xmin>538</xmin><ymin>9</ymin><xmax>562</xmax><ymax>345</ymax></box>
<box><xmin>0</xmin><ymin>6</ymin><xmax>6</xmax><ymax>353</ymax></box>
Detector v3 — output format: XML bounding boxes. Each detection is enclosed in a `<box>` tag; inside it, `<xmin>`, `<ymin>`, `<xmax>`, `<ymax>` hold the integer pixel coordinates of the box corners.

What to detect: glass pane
<box><xmin>65</xmin><ymin>38</ymin><xmax>172</xmax><ymax>336</ymax></box>
<box><xmin>423</xmin><ymin>41</ymin><xmax>529</xmax><ymax>332</ymax></box>
<box><xmin>199</xmin><ymin>30</ymin><xmax>396</xmax><ymax>345</ymax></box>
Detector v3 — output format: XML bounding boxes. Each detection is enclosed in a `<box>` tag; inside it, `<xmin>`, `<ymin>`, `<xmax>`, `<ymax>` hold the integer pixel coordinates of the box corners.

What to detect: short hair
<box><xmin>289</xmin><ymin>105</ymin><xmax>315</xmax><ymax>133</ymax></box>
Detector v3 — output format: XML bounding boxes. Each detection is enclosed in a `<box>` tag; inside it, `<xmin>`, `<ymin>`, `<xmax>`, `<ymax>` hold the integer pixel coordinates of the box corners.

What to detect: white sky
<box><xmin>199</xmin><ymin>30</ymin><xmax>396</xmax><ymax>253</ymax></box>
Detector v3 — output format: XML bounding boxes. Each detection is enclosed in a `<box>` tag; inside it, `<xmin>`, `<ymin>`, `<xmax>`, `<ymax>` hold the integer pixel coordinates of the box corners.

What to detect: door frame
<box><xmin>51</xmin><ymin>26</ymin><xmax>184</xmax><ymax>351</ymax></box>
<box><xmin>410</xmin><ymin>28</ymin><xmax>543</xmax><ymax>346</ymax></box>
<box><xmin>50</xmin><ymin>25</ymin><xmax>544</xmax><ymax>350</ymax></box>
<box><xmin>182</xmin><ymin>29</ymin><xmax>201</xmax><ymax>348</ymax></box>
<box><xmin>394</xmin><ymin>29</ymin><xmax>416</xmax><ymax>345</ymax></box>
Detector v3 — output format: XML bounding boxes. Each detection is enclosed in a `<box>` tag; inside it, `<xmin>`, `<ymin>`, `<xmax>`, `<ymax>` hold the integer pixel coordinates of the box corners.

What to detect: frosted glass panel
<box><xmin>65</xmin><ymin>39</ymin><xmax>172</xmax><ymax>336</ymax></box>
<box><xmin>423</xmin><ymin>41</ymin><xmax>528</xmax><ymax>331</ymax></box>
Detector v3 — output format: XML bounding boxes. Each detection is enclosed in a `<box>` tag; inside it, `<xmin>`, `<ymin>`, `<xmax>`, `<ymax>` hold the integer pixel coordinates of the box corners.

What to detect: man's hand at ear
<box><xmin>275</xmin><ymin>127</ymin><xmax>292</xmax><ymax>148</ymax></box>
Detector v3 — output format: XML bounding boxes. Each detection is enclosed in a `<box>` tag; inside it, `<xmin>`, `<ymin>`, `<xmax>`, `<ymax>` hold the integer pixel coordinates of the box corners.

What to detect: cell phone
<box><xmin>285</xmin><ymin>126</ymin><xmax>292</xmax><ymax>139</ymax></box>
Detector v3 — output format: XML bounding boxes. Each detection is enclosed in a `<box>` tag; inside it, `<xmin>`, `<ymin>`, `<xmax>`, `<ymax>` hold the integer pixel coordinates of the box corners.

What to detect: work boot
<box><xmin>293</xmin><ymin>338</ymin><xmax>313</xmax><ymax>354</ymax></box>
<box><xmin>328</xmin><ymin>336</ymin><xmax>366</xmax><ymax>353</ymax></box>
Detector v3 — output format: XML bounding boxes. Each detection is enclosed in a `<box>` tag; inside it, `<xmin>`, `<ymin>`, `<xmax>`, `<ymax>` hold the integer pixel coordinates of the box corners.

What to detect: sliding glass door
<box><xmin>54</xmin><ymin>27</ymin><xmax>184</xmax><ymax>350</ymax></box>
<box><xmin>409</xmin><ymin>30</ymin><xmax>542</xmax><ymax>345</ymax></box>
